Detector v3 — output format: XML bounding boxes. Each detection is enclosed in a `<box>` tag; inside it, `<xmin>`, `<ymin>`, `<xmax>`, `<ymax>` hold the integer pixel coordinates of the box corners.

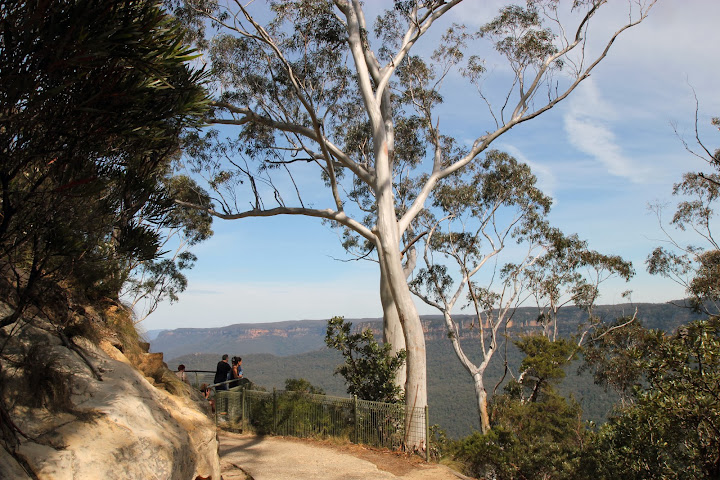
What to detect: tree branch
<box><xmin>175</xmin><ymin>200</ymin><xmax>375</xmax><ymax>242</ymax></box>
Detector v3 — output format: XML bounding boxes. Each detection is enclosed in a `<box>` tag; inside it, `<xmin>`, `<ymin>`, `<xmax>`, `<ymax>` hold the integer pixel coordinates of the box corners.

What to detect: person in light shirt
<box><xmin>175</xmin><ymin>364</ymin><xmax>189</xmax><ymax>384</ymax></box>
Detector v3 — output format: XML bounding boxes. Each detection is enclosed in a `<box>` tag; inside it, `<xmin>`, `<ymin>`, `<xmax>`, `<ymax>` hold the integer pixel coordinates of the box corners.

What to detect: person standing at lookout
<box><xmin>175</xmin><ymin>364</ymin><xmax>190</xmax><ymax>384</ymax></box>
<box><xmin>229</xmin><ymin>356</ymin><xmax>243</xmax><ymax>388</ymax></box>
<box><xmin>214</xmin><ymin>354</ymin><xmax>231</xmax><ymax>390</ymax></box>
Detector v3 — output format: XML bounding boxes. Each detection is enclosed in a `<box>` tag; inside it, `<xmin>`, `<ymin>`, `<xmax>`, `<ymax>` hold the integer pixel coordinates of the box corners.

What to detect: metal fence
<box><xmin>184</xmin><ymin>370</ymin><xmax>215</xmax><ymax>387</ymax></box>
<box><xmin>214</xmin><ymin>387</ymin><xmax>429</xmax><ymax>460</ymax></box>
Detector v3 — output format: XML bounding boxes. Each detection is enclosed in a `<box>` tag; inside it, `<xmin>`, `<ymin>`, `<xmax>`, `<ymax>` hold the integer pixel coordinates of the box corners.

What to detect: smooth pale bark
<box><xmin>443</xmin><ymin>312</ymin><xmax>494</xmax><ymax>434</ymax></box>
<box><xmin>473</xmin><ymin>373</ymin><xmax>491</xmax><ymax>435</ymax></box>
<box><xmin>381</xmin><ymin>242</ymin><xmax>427</xmax><ymax>448</ymax></box>
<box><xmin>374</xmin><ymin>141</ymin><xmax>427</xmax><ymax>448</ymax></box>
<box><xmin>342</xmin><ymin>0</ymin><xmax>429</xmax><ymax>446</ymax></box>
<box><xmin>380</xmin><ymin>260</ymin><xmax>407</xmax><ymax>391</ymax></box>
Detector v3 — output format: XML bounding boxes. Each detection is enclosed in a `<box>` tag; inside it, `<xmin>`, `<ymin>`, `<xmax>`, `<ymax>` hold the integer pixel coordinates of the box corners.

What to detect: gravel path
<box><xmin>218</xmin><ymin>432</ymin><xmax>469</xmax><ymax>480</ymax></box>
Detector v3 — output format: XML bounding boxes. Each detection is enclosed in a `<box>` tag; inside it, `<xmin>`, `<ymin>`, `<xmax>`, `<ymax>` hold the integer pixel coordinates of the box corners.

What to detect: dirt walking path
<box><xmin>218</xmin><ymin>432</ymin><xmax>471</xmax><ymax>480</ymax></box>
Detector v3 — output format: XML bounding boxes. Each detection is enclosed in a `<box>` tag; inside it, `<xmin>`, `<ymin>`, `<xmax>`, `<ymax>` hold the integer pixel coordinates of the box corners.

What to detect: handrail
<box><xmin>175</xmin><ymin>369</ymin><xmax>235</xmax><ymax>389</ymax></box>
<box><xmin>208</xmin><ymin>379</ymin><xmax>237</xmax><ymax>389</ymax></box>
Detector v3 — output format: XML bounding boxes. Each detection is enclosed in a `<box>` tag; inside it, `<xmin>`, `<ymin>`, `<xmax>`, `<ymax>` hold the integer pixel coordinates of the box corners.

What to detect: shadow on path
<box><xmin>218</xmin><ymin>431</ymin><xmax>472</xmax><ymax>480</ymax></box>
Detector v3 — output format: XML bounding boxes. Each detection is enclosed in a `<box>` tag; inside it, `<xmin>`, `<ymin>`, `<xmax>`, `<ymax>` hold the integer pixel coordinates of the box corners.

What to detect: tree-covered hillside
<box><xmin>154</xmin><ymin>301</ymin><xmax>701</xmax><ymax>358</ymax></box>
<box><xmin>165</xmin><ymin>302</ymin><xmax>701</xmax><ymax>438</ymax></box>
<box><xmin>169</xmin><ymin>330</ymin><xmax>623</xmax><ymax>438</ymax></box>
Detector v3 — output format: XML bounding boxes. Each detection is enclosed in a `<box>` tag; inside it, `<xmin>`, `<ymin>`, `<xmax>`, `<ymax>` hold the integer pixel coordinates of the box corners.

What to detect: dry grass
<box><xmin>19</xmin><ymin>344</ymin><xmax>72</xmax><ymax>412</ymax></box>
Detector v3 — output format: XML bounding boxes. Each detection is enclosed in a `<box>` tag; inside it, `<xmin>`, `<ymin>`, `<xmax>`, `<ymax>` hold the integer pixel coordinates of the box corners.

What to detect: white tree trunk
<box><xmin>448</xmin><ymin>323</ymin><xmax>492</xmax><ymax>434</ymax></box>
<box><xmin>380</xmin><ymin>259</ymin><xmax>407</xmax><ymax>392</ymax></box>
<box><xmin>473</xmin><ymin>372</ymin><xmax>491</xmax><ymax>434</ymax></box>
<box><xmin>375</xmin><ymin>143</ymin><xmax>427</xmax><ymax>449</ymax></box>
<box><xmin>383</xmin><ymin>252</ymin><xmax>427</xmax><ymax>449</ymax></box>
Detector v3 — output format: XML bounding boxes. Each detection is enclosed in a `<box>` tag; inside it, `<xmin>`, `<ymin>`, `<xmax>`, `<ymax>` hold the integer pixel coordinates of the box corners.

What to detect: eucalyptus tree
<box><xmin>577</xmin><ymin>113</ymin><xmax>720</xmax><ymax>478</ymax></box>
<box><xmin>410</xmin><ymin>150</ymin><xmax>553</xmax><ymax>433</ymax></box>
<box><xmin>171</xmin><ymin>0</ymin><xmax>656</xmax><ymax>445</ymax></box>
<box><xmin>647</xmin><ymin>115</ymin><xmax>719</xmax><ymax>315</ymax></box>
<box><xmin>409</xmin><ymin>150</ymin><xmax>632</xmax><ymax>432</ymax></box>
<box><xmin>521</xmin><ymin>233</ymin><xmax>634</xmax><ymax>342</ymax></box>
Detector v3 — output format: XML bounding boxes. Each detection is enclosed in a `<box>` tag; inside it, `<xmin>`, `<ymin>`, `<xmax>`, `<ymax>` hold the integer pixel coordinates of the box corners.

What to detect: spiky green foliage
<box><xmin>325</xmin><ymin>316</ymin><xmax>406</xmax><ymax>403</ymax></box>
<box><xmin>0</xmin><ymin>0</ymin><xmax>212</xmax><ymax>324</ymax></box>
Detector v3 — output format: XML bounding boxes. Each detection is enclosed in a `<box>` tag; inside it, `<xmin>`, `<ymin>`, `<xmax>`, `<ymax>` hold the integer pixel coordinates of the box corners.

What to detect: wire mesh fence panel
<box><xmin>185</xmin><ymin>370</ymin><xmax>215</xmax><ymax>388</ymax></box>
<box><xmin>214</xmin><ymin>388</ymin><xmax>428</xmax><ymax>455</ymax></box>
<box><xmin>404</xmin><ymin>404</ymin><xmax>428</xmax><ymax>455</ymax></box>
<box><xmin>273</xmin><ymin>392</ymin><xmax>354</xmax><ymax>439</ymax></box>
<box><xmin>215</xmin><ymin>387</ymin><xmax>248</xmax><ymax>427</ymax></box>
<box><xmin>356</xmin><ymin>399</ymin><xmax>406</xmax><ymax>450</ymax></box>
<box><xmin>244</xmin><ymin>389</ymin><xmax>274</xmax><ymax>433</ymax></box>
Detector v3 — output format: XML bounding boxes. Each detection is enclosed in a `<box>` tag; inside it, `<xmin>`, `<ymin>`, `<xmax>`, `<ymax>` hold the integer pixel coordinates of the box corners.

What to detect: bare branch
<box><xmin>175</xmin><ymin>200</ymin><xmax>375</xmax><ymax>242</ymax></box>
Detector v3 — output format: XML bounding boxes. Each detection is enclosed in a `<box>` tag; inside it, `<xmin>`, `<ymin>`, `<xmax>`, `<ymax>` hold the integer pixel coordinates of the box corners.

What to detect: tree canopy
<box><xmin>0</xmin><ymin>0</ymin><xmax>212</xmax><ymax>325</ymax></box>
<box><xmin>576</xmin><ymin>112</ymin><xmax>720</xmax><ymax>479</ymax></box>
<box><xmin>647</xmin><ymin>115</ymin><xmax>720</xmax><ymax>315</ymax></box>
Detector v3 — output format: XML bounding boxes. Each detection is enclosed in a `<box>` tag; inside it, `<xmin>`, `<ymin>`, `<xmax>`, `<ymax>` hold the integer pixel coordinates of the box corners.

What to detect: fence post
<box><xmin>242</xmin><ymin>387</ymin><xmax>247</xmax><ymax>431</ymax></box>
<box><xmin>425</xmin><ymin>404</ymin><xmax>430</xmax><ymax>462</ymax></box>
<box><xmin>273</xmin><ymin>388</ymin><xmax>278</xmax><ymax>434</ymax></box>
<box><xmin>353</xmin><ymin>395</ymin><xmax>358</xmax><ymax>444</ymax></box>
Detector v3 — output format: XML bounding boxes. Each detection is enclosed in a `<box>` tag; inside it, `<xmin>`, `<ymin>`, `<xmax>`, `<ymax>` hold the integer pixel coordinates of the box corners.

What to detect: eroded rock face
<box><xmin>0</xmin><ymin>314</ymin><xmax>221</xmax><ymax>480</ymax></box>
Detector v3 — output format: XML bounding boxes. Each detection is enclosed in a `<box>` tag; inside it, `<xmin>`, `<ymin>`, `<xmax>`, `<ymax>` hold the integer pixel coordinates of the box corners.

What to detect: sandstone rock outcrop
<box><xmin>0</xmin><ymin>301</ymin><xmax>221</xmax><ymax>480</ymax></box>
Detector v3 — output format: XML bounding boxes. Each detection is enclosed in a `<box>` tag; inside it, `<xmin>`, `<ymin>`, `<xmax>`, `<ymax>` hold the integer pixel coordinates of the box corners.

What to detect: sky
<box><xmin>139</xmin><ymin>0</ymin><xmax>720</xmax><ymax>333</ymax></box>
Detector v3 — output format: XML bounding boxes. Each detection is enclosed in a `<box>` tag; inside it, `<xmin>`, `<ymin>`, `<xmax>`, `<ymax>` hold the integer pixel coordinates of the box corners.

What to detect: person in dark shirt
<box><xmin>229</xmin><ymin>356</ymin><xmax>243</xmax><ymax>388</ymax></box>
<box><xmin>213</xmin><ymin>354</ymin><xmax>231</xmax><ymax>390</ymax></box>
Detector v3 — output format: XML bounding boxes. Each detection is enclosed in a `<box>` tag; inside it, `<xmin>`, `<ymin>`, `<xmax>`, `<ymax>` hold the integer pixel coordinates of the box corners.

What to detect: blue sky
<box><xmin>140</xmin><ymin>1</ymin><xmax>720</xmax><ymax>332</ymax></box>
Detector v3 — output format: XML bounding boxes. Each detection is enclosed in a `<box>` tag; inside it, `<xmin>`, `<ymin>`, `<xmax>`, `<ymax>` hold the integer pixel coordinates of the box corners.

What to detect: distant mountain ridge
<box><xmin>144</xmin><ymin>329</ymin><xmax>166</xmax><ymax>341</ymax></box>
<box><xmin>150</xmin><ymin>301</ymin><xmax>701</xmax><ymax>361</ymax></box>
<box><xmin>150</xmin><ymin>318</ymin><xmax>381</xmax><ymax>359</ymax></box>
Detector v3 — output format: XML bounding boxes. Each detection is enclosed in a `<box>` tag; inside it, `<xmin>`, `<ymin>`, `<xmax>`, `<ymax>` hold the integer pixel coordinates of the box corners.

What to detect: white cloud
<box><xmin>563</xmin><ymin>80</ymin><xmax>651</xmax><ymax>182</ymax></box>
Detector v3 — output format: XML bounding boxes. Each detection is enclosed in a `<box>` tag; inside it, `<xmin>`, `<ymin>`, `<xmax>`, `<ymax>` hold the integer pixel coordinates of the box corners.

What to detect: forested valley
<box><xmin>164</xmin><ymin>301</ymin><xmax>705</xmax><ymax>438</ymax></box>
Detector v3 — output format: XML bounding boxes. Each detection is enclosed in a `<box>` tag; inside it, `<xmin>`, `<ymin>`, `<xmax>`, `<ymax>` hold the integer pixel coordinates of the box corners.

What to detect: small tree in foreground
<box><xmin>325</xmin><ymin>316</ymin><xmax>406</xmax><ymax>403</ymax></box>
<box><xmin>452</xmin><ymin>337</ymin><xmax>586</xmax><ymax>480</ymax></box>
